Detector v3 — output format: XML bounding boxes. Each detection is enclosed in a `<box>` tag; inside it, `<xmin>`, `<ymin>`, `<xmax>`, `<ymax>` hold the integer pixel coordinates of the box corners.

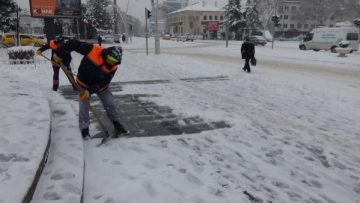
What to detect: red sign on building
<box><xmin>29</xmin><ymin>0</ymin><xmax>81</xmax><ymax>18</ymax></box>
<box><xmin>207</xmin><ymin>21</ymin><xmax>219</xmax><ymax>31</ymax></box>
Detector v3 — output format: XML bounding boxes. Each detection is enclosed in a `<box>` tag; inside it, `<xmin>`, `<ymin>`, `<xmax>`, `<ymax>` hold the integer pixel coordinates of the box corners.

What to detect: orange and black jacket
<box><xmin>38</xmin><ymin>40</ymin><xmax>72</xmax><ymax>67</ymax></box>
<box><xmin>58</xmin><ymin>39</ymin><xmax>118</xmax><ymax>93</ymax></box>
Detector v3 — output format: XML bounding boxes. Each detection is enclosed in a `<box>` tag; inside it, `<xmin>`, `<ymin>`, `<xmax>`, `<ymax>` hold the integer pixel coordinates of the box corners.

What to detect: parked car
<box><xmin>2</xmin><ymin>34</ymin><xmax>34</xmax><ymax>46</ymax></box>
<box><xmin>113</xmin><ymin>34</ymin><xmax>120</xmax><ymax>43</ymax></box>
<box><xmin>180</xmin><ymin>33</ymin><xmax>194</xmax><ymax>42</ymax></box>
<box><xmin>299</xmin><ymin>26</ymin><xmax>359</xmax><ymax>52</ymax></box>
<box><xmin>162</xmin><ymin>34</ymin><xmax>171</xmax><ymax>40</ymax></box>
<box><xmin>2</xmin><ymin>34</ymin><xmax>16</xmax><ymax>46</ymax></box>
<box><xmin>32</xmin><ymin>35</ymin><xmax>46</xmax><ymax>47</ymax></box>
<box><xmin>102</xmin><ymin>35</ymin><xmax>114</xmax><ymax>44</ymax></box>
<box><xmin>20</xmin><ymin>35</ymin><xmax>33</xmax><ymax>46</ymax></box>
<box><xmin>249</xmin><ymin>35</ymin><xmax>267</xmax><ymax>46</ymax></box>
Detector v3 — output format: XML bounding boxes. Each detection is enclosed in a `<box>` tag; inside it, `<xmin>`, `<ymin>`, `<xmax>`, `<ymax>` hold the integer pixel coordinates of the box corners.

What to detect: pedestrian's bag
<box><xmin>250</xmin><ymin>57</ymin><xmax>257</xmax><ymax>66</ymax></box>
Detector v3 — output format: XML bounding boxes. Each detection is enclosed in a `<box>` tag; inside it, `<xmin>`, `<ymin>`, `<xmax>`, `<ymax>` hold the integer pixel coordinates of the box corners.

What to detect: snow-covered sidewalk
<box><xmin>0</xmin><ymin>51</ymin><xmax>84</xmax><ymax>203</ymax></box>
<box><xmin>0</xmin><ymin>68</ymin><xmax>50</xmax><ymax>203</ymax></box>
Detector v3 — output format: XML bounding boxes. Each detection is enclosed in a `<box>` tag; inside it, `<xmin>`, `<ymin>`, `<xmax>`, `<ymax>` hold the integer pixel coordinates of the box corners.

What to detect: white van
<box><xmin>299</xmin><ymin>27</ymin><xmax>359</xmax><ymax>52</ymax></box>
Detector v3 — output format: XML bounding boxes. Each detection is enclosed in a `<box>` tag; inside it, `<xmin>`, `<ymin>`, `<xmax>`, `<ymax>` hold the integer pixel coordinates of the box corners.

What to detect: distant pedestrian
<box><xmin>241</xmin><ymin>37</ymin><xmax>255</xmax><ymax>73</ymax></box>
<box><xmin>122</xmin><ymin>34</ymin><xmax>126</xmax><ymax>43</ymax></box>
<box><xmin>97</xmin><ymin>35</ymin><xmax>103</xmax><ymax>46</ymax></box>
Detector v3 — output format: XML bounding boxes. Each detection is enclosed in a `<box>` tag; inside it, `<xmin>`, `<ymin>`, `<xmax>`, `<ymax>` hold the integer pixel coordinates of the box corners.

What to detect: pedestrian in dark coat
<box><xmin>241</xmin><ymin>37</ymin><xmax>255</xmax><ymax>73</ymax></box>
<box><xmin>36</xmin><ymin>35</ymin><xmax>74</xmax><ymax>91</ymax></box>
<box><xmin>122</xmin><ymin>34</ymin><xmax>126</xmax><ymax>43</ymax></box>
<box><xmin>97</xmin><ymin>35</ymin><xmax>103</xmax><ymax>46</ymax></box>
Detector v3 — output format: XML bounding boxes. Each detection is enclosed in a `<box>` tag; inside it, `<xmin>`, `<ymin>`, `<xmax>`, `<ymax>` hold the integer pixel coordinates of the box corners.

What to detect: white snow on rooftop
<box><xmin>170</xmin><ymin>1</ymin><xmax>225</xmax><ymax>14</ymax></box>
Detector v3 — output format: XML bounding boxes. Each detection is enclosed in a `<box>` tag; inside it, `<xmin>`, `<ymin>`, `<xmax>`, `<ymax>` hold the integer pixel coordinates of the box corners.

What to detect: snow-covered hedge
<box><xmin>7</xmin><ymin>46</ymin><xmax>35</xmax><ymax>64</ymax></box>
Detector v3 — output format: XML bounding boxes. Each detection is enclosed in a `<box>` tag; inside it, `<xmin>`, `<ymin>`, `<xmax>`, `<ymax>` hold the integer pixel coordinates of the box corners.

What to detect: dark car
<box><xmin>249</xmin><ymin>36</ymin><xmax>267</xmax><ymax>46</ymax></box>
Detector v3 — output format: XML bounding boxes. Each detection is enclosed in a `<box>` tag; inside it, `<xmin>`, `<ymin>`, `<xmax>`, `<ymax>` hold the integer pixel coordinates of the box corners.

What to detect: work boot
<box><xmin>52</xmin><ymin>84</ymin><xmax>59</xmax><ymax>91</ymax></box>
<box><xmin>53</xmin><ymin>80</ymin><xmax>59</xmax><ymax>91</ymax></box>
<box><xmin>112</xmin><ymin>120</ymin><xmax>129</xmax><ymax>137</ymax></box>
<box><xmin>81</xmin><ymin>128</ymin><xmax>90</xmax><ymax>140</ymax></box>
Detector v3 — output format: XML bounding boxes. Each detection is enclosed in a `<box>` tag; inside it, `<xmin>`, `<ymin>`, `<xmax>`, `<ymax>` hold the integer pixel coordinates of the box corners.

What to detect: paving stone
<box><xmin>60</xmin><ymin>84</ymin><xmax>231</xmax><ymax>138</ymax></box>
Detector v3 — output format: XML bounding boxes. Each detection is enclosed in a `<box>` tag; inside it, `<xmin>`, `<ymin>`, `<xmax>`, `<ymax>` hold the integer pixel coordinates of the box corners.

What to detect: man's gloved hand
<box><xmin>53</xmin><ymin>54</ymin><xmax>63</xmax><ymax>64</ymax></box>
<box><xmin>79</xmin><ymin>90</ymin><xmax>90</xmax><ymax>101</ymax></box>
<box><xmin>36</xmin><ymin>50</ymin><xmax>42</xmax><ymax>55</ymax></box>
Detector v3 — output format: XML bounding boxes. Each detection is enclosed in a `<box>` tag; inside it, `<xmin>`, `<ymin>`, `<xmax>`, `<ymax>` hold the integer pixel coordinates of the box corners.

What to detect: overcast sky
<box><xmin>16</xmin><ymin>0</ymin><xmax>226</xmax><ymax>23</ymax></box>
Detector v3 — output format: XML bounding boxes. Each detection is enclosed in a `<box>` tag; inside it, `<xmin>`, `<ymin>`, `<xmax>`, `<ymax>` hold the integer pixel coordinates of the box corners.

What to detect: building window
<box><xmin>220</xmin><ymin>16</ymin><xmax>223</xmax><ymax>20</ymax></box>
<box><xmin>284</xmin><ymin>15</ymin><xmax>288</xmax><ymax>20</ymax></box>
<box><xmin>283</xmin><ymin>24</ymin><xmax>288</xmax><ymax>28</ymax></box>
<box><xmin>285</xmin><ymin>6</ymin><xmax>289</xmax><ymax>11</ymax></box>
<box><xmin>189</xmin><ymin>22</ymin><xmax>194</xmax><ymax>29</ymax></box>
<box><xmin>304</xmin><ymin>24</ymin><xmax>308</xmax><ymax>29</ymax></box>
<box><xmin>209</xmin><ymin>16</ymin><xmax>212</xmax><ymax>20</ymax></box>
<box><xmin>204</xmin><ymin>16</ymin><xmax>207</xmax><ymax>20</ymax></box>
<box><xmin>297</xmin><ymin>24</ymin><xmax>302</xmax><ymax>29</ymax></box>
<box><xmin>290</xmin><ymin>24</ymin><xmax>294</xmax><ymax>29</ymax></box>
<box><xmin>279</xmin><ymin>6</ymin><xmax>283</xmax><ymax>12</ymax></box>
<box><xmin>215</xmin><ymin>16</ymin><xmax>218</xmax><ymax>20</ymax></box>
<box><xmin>280</xmin><ymin>15</ymin><xmax>283</xmax><ymax>19</ymax></box>
<box><xmin>291</xmin><ymin>6</ymin><xmax>296</xmax><ymax>11</ymax></box>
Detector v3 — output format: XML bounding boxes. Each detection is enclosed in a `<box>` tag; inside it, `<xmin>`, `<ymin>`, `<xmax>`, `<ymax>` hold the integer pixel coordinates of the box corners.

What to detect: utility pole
<box><xmin>145</xmin><ymin>8</ymin><xmax>150</xmax><ymax>56</ymax></box>
<box><xmin>76</xmin><ymin>19</ymin><xmax>79</xmax><ymax>39</ymax></box>
<box><xmin>225</xmin><ymin>0</ymin><xmax>229</xmax><ymax>48</ymax></box>
<box><xmin>113</xmin><ymin>0</ymin><xmax>118</xmax><ymax>34</ymax></box>
<box><xmin>154</xmin><ymin>0</ymin><xmax>160</xmax><ymax>55</ymax></box>
<box><xmin>271</xmin><ymin>0</ymin><xmax>279</xmax><ymax>49</ymax></box>
<box><xmin>16</xmin><ymin>4</ymin><xmax>19</xmax><ymax>46</ymax></box>
<box><xmin>225</xmin><ymin>21</ymin><xmax>229</xmax><ymax>48</ymax></box>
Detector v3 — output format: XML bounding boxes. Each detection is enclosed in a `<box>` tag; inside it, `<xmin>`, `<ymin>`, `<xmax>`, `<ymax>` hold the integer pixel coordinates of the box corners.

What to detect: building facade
<box><xmin>275</xmin><ymin>0</ymin><xmax>336</xmax><ymax>37</ymax></box>
<box><xmin>19</xmin><ymin>14</ymin><xmax>44</xmax><ymax>35</ymax></box>
<box><xmin>167</xmin><ymin>2</ymin><xmax>225</xmax><ymax>39</ymax></box>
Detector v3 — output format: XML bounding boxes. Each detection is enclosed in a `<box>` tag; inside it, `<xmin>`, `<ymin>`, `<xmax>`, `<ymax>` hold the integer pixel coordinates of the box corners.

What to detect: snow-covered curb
<box><xmin>0</xmin><ymin>70</ymin><xmax>51</xmax><ymax>203</ymax></box>
<box><xmin>32</xmin><ymin>92</ymin><xmax>85</xmax><ymax>203</ymax></box>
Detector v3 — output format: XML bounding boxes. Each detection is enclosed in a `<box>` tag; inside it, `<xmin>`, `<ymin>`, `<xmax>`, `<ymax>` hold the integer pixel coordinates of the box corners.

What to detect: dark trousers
<box><xmin>243</xmin><ymin>58</ymin><xmax>251</xmax><ymax>72</ymax></box>
<box><xmin>52</xmin><ymin>65</ymin><xmax>60</xmax><ymax>91</ymax></box>
<box><xmin>52</xmin><ymin>64</ymin><xmax>73</xmax><ymax>91</ymax></box>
